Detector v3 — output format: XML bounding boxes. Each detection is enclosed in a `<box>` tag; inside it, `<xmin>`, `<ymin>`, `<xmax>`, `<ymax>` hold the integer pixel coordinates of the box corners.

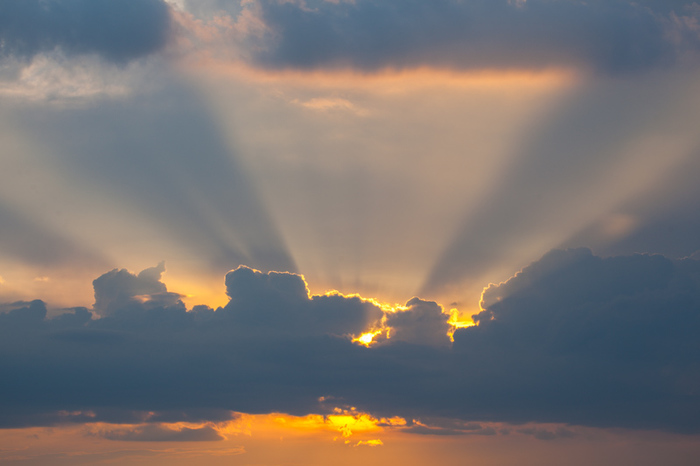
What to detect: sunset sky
<box><xmin>2</xmin><ymin>1</ymin><xmax>700</xmax><ymax>464</ymax></box>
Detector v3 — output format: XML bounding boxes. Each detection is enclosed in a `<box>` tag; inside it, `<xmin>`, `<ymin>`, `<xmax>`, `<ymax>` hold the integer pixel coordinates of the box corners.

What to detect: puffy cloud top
<box><xmin>224</xmin><ymin>266</ymin><xmax>383</xmax><ymax>336</ymax></box>
<box><xmin>454</xmin><ymin>248</ymin><xmax>700</xmax><ymax>432</ymax></box>
<box><xmin>93</xmin><ymin>261</ymin><xmax>182</xmax><ymax>316</ymax></box>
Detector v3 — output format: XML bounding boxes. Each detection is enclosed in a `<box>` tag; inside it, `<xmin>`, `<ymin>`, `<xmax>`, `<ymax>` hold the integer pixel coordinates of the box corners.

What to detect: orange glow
<box><xmin>163</xmin><ymin>275</ymin><xmax>229</xmax><ymax>310</ymax></box>
<box><xmin>355</xmin><ymin>439</ymin><xmax>384</xmax><ymax>447</ymax></box>
<box><xmin>4</xmin><ymin>417</ymin><xmax>700</xmax><ymax>465</ymax></box>
<box><xmin>182</xmin><ymin>57</ymin><xmax>579</xmax><ymax>94</ymax></box>
<box><xmin>217</xmin><ymin>409</ymin><xmax>406</xmax><ymax>446</ymax></box>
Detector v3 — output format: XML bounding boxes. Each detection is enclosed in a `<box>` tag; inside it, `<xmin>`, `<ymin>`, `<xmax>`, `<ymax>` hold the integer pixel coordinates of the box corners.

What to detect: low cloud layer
<box><xmin>247</xmin><ymin>0</ymin><xmax>700</xmax><ymax>75</ymax></box>
<box><xmin>1</xmin><ymin>250</ymin><xmax>699</xmax><ymax>433</ymax></box>
<box><xmin>96</xmin><ymin>424</ymin><xmax>225</xmax><ymax>442</ymax></box>
<box><xmin>0</xmin><ymin>0</ymin><xmax>172</xmax><ymax>63</ymax></box>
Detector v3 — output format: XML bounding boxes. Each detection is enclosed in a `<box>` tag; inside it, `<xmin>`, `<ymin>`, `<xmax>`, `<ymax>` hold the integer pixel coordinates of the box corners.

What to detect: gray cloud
<box><xmin>248</xmin><ymin>0</ymin><xmax>700</xmax><ymax>75</ymax></box>
<box><xmin>93</xmin><ymin>262</ymin><xmax>184</xmax><ymax>317</ymax></box>
<box><xmin>517</xmin><ymin>426</ymin><xmax>576</xmax><ymax>441</ymax></box>
<box><xmin>223</xmin><ymin>266</ymin><xmax>383</xmax><ymax>336</ymax></box>
<box><xmin>1</xmin><ymin>250</ymin><xmax>700</xmax><ymax>433</ymax></box>
<box><xmin>97</xmin><ymin>424</ymin><xmax>224</xmax><ymax>442</ymax></box>
<box><xmin>453</xmin><ymin>248</ymin><xmax>700</xmax><ymax>432</ymax></box>
<box><xmin>385</xmin><ymin>298</ymin><xmax>451</xmax><ymax>347</ymax></box>
<box><xmin>0</xmin><ymin>0</ymin><xmax>172</xmax><ymax>63</ymax></box>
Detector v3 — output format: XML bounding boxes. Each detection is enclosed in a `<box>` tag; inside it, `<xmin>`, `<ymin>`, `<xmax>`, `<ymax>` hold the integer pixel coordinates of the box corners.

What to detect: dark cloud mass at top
<box><xmin>1</xmin><ymin>249</ymin><xmax>700</xmax><ymax>433</ymax></box>
<box><xmin>251</xmin><ymin>0</ymin><xmax>700</xmax><ymax>74</ymax></box>
<box><xmin>0</xmin><ymin>0</ymin><xmax>172</xmax><ymax>63</ymax></box>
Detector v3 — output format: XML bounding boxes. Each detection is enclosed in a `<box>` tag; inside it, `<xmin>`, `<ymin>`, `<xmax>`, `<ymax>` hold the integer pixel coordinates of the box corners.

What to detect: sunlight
<box><xmin>354</xmin><ymin>330</ymin><xmax>382</xmax><ymax>346</ymax></box>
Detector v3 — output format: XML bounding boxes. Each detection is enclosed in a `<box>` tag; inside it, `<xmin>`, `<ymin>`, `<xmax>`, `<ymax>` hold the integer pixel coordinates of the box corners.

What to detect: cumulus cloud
<box><xmin>453</xmin><ymin>248</ymin><xmax>700</xmax><ymax>432</ymax></box>
<box><xmin>1</xmin><ymin>250</ymin><xmax>700</xmax><ymax>433</ymax></box>
<box><xmin>223</xmin><ymin>266</ymin><xmax>383</xmax><ymax>336</ymax></box>
<box><xmin>385</xmin><ymin>298</ymin><xmax>451</xmax><ymax>347</ymax></box>
<box><xmin>0</xmin><ymin>0</ymin><xmax>173</xmax><ymax>63</ymax></box>
<box><xmin>244</xmin><ymin>0</ymin><xmax>700</xmax><ymax>74</ymax></box>
<box><xmin>92</xmin><ymin>262</ymin><xmax>183</xmax><ymax>317</ymax></box>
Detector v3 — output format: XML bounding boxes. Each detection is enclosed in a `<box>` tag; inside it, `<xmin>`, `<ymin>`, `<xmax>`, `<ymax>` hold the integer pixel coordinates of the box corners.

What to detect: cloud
<box><xmin>96</xmin><ymin>424</ymin><xmax>224</xmax><ymax>442</ymax></box>
<box><xmin>385</xmin><ymin>298</ymin><xmax>451</xmax><ymax>347</ymax></box>
<box><xmin>223</xmin><ymin>266</ymin><xmax>383</xmax><ymax>336</ymax></box>
<box><xmin>0</xmin><ymin>0</ymin><xmax>173</xmax><ymax>63</ymax></box>
<box><xmin>402</xmin><ymin>419</ymin><xmax>497</xmax><ymax>436</ymax></box>
<box><xmin>517</xmin><ymin>426</ymin><xmax>576</xmax><ymax>441</ymax></box>
<box><xmin>244</xmin><ymin>0</ymin><xmax>700</xmax><ymax>75</ymax></box>
<box><xmin>92</xmin><ymin>262</ymin><xmax>183</xmax><ymax>317</ymax></box>
<box><xmin>453</xmin><ymin>248</ymin><xmax>700</xmax><ymax>432</ymax></box>
<box><xmin>1</xmin><ymin>250</ymin><xmax>700</xmax><ymax>433</ymax></box>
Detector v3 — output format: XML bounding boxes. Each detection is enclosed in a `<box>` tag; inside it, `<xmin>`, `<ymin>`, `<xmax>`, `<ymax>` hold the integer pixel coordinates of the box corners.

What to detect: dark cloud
<box><xmin>248</xmin><ymin>0</ymin><xmax>700</xmax><ymax>75</ymax></box>
<box><xmin>223</xmin><ymin>266</ymin><xmax>383</xmax><ymax>336</ymax></box>
<box><xmin>0</xmin><ymin>0</ymin><xmax>172</xmax><ymax>63</ymax></box>
<box><xmin>93</xmin><ymin>262</ymin><xmax>183</xmax><ymax>317</ymax></box>
<box><xmin>385</xmin><ymin>297</ymin><xmax>451</xmax><ymax>347</ymax></box>
<box><xmin>453</xmin><ymin>248</ymin><xmax>700</xmax><ymax>432</ymax></box>
<box><xmin>1</xmin><ymin>250</ymin><xmax>700</xmax><ymax>433</ymax></box>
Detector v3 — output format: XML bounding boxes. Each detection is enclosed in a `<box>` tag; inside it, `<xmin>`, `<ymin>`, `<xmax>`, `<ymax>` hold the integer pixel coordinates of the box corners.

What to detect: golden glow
<box><xmin>447</xmin><ymin>308</ymin><xmax>477</xmax><ymax>342</ymax></box>
<box><xmin>355</xmin><ymin>439</ymin><xmax>384</xmax><ymax>447</ymax></box>
<box><xmin>183</xmin><ymin>57</ymin><xmax>578</xmax><ymax>94</ymax></box>
<box><xmin>353</xmin><ymin>329</ymin><xmax>386</xmax><ymax>347</ymax></box>
<box><xmin>4</xmin><ymin>419</ymin><xmax>700</xmax><ymax>465</ymax></box>
<box><xmin>222</xmin><ymin>409</ymin><xmax>406</xmax><ymax>446</ymax></box>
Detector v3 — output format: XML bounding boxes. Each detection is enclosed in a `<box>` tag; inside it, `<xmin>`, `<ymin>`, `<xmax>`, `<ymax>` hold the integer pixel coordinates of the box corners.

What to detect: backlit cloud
<box><xmin>1</xmin><ymin>249</ymin><xmax>699</xmax><ymax>433</ymax></box>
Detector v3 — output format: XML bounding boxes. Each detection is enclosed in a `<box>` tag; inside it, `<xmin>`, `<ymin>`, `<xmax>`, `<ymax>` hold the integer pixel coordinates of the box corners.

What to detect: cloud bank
<box><xmin>0</xmin><ymin>0</ymin><xmax>172</xmax><ymax>63</ymax></box>
<box><xmin>1</xmin><ymin>249</ymin><xmax>700</xmax><ymax>433</ymax></box>
<box><xmin>246</xmin><ymin>0</ymin><xmax>700</xmax><ymax>74</ymax></box>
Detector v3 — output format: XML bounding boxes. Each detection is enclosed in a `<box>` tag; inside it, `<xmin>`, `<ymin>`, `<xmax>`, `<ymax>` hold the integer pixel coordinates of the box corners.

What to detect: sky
<box><xmin>2</xmin><ymin>0</ymin><xmax>700</xmax><ymax>464</ymax></box>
